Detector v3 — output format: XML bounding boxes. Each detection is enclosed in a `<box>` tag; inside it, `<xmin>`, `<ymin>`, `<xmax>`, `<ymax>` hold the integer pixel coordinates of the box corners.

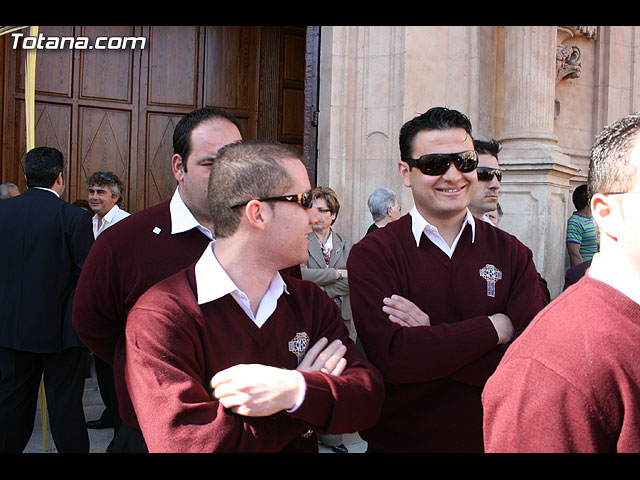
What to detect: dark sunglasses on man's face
<box><xmin>231</xmin><ymin>191</ymin><xmax>314</xmax><ymax>209</ymax></box>
<box><xmin>405</xmin><ymin>150</ymin><xmax>478</xmax><ymax>176</ymax></box>
<box><xmin>476</xmin><ymin>166</ymin><xmax>502</xmax><ymax>183</ymax></box>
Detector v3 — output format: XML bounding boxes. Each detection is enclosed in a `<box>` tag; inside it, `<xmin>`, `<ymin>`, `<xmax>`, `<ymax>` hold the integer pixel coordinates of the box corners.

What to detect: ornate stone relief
<box><xmin>556</xmin><ymin>26</ymin><xmax>597</xmax><ymax>83</ymax></box>
<box><xmin>555</xmin><ymin>26</ymin><xmax>597</xmax><ymax>117</ymax></box>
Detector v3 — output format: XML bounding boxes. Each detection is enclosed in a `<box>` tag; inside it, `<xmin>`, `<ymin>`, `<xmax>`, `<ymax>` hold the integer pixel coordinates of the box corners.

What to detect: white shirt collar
<box><xmin>93</xmin><ymin>204</ymin><xmax>125</xmax><ymax>236</ymax></box>
<box><xmin>169</xmin><ymin>187</ymin><xmax>213</xmax><ymax>240</ymax></box>
<box><xmin>194</xmin><ymin>242</ymin><xmax>289</xmax><ymax>328</ymax></box>
<box><xmin>32</xmin><ymin>187</ymin><xmax>60</xmax><ymax>198</ymax></box>
<box><xmin>409</xmin><ymin>205</ymin><xmax>476</xmax><ymax>258</ymax></box>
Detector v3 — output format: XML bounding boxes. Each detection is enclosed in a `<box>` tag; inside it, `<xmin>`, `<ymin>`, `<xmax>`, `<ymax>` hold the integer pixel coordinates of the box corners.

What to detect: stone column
<box><xmin>498</xmin><ymin>26</ymin><xmax>579</xmax><ymax>299</ymax></box>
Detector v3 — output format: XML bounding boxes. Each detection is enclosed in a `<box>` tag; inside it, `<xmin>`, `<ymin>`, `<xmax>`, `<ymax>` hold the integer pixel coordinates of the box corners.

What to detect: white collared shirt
<box><xmin>194</xmin><ymin>242</ymin><xmax>289</xmax><ymax>328</ymax></box>
<box><xmin>93</xmin><ymin>204</ymin><xmax>130</xmax><ymax>238</ymax></box>
<box><xmin>32</xmin><ymin>187</ymin><xmax>60</xmax><ymax>197</ymax></box>
<box><xmin>169</xmin><ymin>187</ymin><xmax>214</xmax><ymax>240</ymax></box>
<box><xmin>194</xmin><ymin>242</ymin><xmax>305</xmax><ymax>410</ymax></box>
<box><xmin>409</xmin><ymin>206</ymin><xmax>476</xmax><ymax>258</ymax></box>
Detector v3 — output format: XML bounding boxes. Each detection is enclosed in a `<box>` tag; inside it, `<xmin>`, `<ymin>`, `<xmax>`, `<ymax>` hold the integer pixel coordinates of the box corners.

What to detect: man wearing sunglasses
<box><xmin>123</xmin><ymin>140</ymin><xmax>384</xmax><ymax>452</ymax></box>
<box><xmin>347</xmin><ymin>107</ymin><xmax>548</xmax><ymax>453</ymax></box>
<box><xmin>469</xmin><ymin>138</ymin><xmax>503</xmax><ymax>225</ymax></box>
<box><xmin>72</xmin><ymin>107</ymin><xmax>244</xmax><ymax>452</ymax></box>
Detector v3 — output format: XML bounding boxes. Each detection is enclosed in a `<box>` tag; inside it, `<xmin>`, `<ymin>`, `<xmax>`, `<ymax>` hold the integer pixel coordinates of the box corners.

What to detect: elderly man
<box><xmin>124</xmin><ymin>140</ymin><xmax>384</xmax><ymax>452</ymax></box>
<box><xmin>347</xmin><ymin>107</ymin><xmax>548</xmax><ymax>452</ymax></box>
<box><xmin>0</xmin><ymin>183</ymin><xmax>20</xmax><ymax>199</ymax></box>
<box><xmin>366</xmin><ymin>187</ymin><xmax>401</xmax><ymax>234</ymax></box>
<box><xmin>483</xmin><ymin>112</ymin><xmax>640</xmax><ymax>453</ymax></box>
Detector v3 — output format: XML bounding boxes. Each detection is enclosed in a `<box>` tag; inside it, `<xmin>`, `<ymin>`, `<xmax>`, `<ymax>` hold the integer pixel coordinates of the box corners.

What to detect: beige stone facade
<box><xmin>317</xmin><ymin>25</ymin><xmax>640</xmax><ymax>298</ymax></box>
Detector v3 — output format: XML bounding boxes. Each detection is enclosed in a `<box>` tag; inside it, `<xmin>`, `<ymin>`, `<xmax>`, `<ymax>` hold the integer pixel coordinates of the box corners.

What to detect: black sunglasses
<box><xmin>405</xmin><ymin>150</ymin><xmax>478</xmax><ymax>176</ymax></box>
<box><xmin>476</xmin><ymin>166</ymin><xmax>502</xmax><ymax>182</ymax></box>
<box><xmin>231</xmin><ymin>191</ymin><xmax>314</xmax><ymax>209</ymax></box>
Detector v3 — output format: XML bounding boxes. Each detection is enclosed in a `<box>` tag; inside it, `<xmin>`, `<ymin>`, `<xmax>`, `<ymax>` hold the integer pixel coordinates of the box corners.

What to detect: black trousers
<box><xmin>94</xmin><ymin>355</ymin><xmax>122</xmax><ymax>434</ymax></box>
<box><xmin>0</xmin><ymin>346</ymin><xmax>89</xmax><ymax>453</ymax></box>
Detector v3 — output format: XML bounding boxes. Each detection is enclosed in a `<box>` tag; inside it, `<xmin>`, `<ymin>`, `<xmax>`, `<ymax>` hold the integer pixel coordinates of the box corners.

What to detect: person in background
<box><xmin>484</xmin><ymin>203</ymin><xmax>502</xmax><ymax>227</ymax></box>
<box><xmin>366</xmin><ymin>187</ymin><xmax>401</xmax><ymax>235</ymax></box>
<box><xmin>483</xmin><ymin>111</ymin><xmax>640</xmax><ymax>453</ymax></box>
<box><xmin>83</xmin><ymin>171</ymin><xmax>130</xmax><ymax>451</ymax></box>
<box><xmin>469</xmin><ymin>138</ymin><xmax>502</xmax><ymax>225</ymax></box>
<box><xmin>0</xmin><ymin>147</ymin><xmax>94</xmax><ymax>452</ymax></box>
<box><xmin>566</xmin><ymin>184</ymin><xmax>598</xmax><ymax>266</ymax></box>
<box><xmin>87</xmin><ymin>171</ymin><xmax>130</xmax><ymax>238</ymax></box>
<box><xmin>72</xmin><ymin>199</ymin><xmax>90</xmax><ymax>211</ymax></box>
<box><xmin>0</xmin><ymin>182</ymin><xmax>20</xmax><ymax>199</ymax></box>
<box><xmin>301</xmin><ymin>186</ymin><xmax>353</xmax><ymax>453</ymax></box>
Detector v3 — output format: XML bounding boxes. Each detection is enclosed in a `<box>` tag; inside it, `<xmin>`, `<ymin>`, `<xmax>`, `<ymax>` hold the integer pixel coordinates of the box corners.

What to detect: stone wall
<box><xmin>317</xmin><ymin>25</ymin><xmax>640</xmax><ymax>298</ymax></box>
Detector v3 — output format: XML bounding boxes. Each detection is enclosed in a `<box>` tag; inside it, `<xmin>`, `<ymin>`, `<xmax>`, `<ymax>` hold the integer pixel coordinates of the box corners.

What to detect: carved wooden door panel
<box><xmin>1</xmin><ymin>25</ymin><xmax>315</xmax><ymax>213</ymax></box>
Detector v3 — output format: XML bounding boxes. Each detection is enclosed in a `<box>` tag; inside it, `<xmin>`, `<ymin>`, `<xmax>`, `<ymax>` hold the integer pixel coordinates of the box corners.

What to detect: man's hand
<box><xmin>210</xmin><ymin>364</ymin><xmax>302</xmax><ymax>417</ymax></box>
<box><xmin>488</xmin><ymin>313</ymin><xmax>514</xmax><ymax>344</ymax></box>
<box><xmin>297</xmin><ymin>337</ymin><xmax>347</xmax><ymax>376</ymax></box>
<box><xmin>382</xmin><ymin>294</ymin><xmax>431</xmax><ymax>327</ymax></box>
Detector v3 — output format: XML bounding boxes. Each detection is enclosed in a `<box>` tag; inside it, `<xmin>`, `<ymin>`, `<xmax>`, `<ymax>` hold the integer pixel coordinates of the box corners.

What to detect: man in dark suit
<box><xmin>0</xmin><ymin>146</ymin><xmax>94</xmax><ymax>452</ymax></box>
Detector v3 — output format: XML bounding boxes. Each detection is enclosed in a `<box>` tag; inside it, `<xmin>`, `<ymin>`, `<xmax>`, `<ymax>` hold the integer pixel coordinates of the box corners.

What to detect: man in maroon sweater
<box><xmin>123</xmin><ymin>140</ymin><xmax>384</xmax><ymax>452</ymax></box>
<box><xmin>347</xmin><ymin>107</ymin><xmax>548</xmax><ymax>452</ymax></box>
<box><xmin>72</xmin><ymin>107</ymin><xmax>243</xmax><ymax>452</ymax></box>
<box><xmin>483</xmin><ymin>113</ymin><xmax>640</xmax><ymax>453</ymax></box>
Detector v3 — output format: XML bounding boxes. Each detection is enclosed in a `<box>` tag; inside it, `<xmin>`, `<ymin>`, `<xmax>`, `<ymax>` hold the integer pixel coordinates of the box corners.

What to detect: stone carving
<box><xmin>555</xmin><ymin>26</ymin><xmax>597</xmax><ymax>83</ymax></box>
<box><xmin>556</xmin><ymin>43</ymin><xmax>582</xmax><ymax>82</ymax></box>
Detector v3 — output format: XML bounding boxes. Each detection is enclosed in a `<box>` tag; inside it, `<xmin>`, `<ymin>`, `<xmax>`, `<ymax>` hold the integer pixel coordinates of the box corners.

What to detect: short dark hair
<box><xmin>399</xmin><ymin>107</ymin><xmax>473</xmax><ymax>162</ymax></box>
<box><xmin>88</xmin><ymin>171</ymin><xmax>125</xmax><ymax>205</ymax></box>
<box><xmin>474</xmin><ymin>138</ymin><xmax>501</xmax><ymax>159</ymax></box>
<box><xmin>24</xmin><ymin>147</ymin><xmax>64</xmax><ymax>188</ymax></box>
<box><xmin>173</xmin><ymin>107</ymin><xmax>242</xmax><ymax>172</ymax></box>
<box><xmin>208</xmin><ymin>140</ymin><xmax>304</xmax><ymax>238</ymax></box>
<box><xmin>589</xmin><ymin>112</ymin><xmax>640</xmax><ymax>199</ymax></box>
<box><xmin>572</xmin><ymin>184</ymin><xmax>589</xmax><ymax>210</ymax></box>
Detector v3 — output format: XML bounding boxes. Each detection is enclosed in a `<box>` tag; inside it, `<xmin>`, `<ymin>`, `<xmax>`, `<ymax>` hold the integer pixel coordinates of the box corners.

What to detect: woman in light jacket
<box><xmin>301</xmin><ymin>186</ymin><xmax>353</xmax><ymax>454</ymax></box>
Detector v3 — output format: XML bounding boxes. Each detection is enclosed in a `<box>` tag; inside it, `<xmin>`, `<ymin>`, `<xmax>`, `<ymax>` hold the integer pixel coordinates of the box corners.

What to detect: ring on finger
<box><xmin>320</xmin><ymin>367</ymin><xmax>329</xmax><ymax>374</ymax></box>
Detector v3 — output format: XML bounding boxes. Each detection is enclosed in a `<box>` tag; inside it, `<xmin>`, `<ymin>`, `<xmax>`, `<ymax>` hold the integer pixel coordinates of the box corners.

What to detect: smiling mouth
<box><xmin>437</xmin><ymin>185</ymin><xmax>467</xmax><ymax>194</ymax></box>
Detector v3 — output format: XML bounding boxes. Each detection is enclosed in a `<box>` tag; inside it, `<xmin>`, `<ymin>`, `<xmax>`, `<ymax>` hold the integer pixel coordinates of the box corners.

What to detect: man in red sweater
<box><xmin>483</xmin><ymin>112</ymin><xmax>640</xmax><ymax>453</ymax></box>
<box><xmin>347</xmin><ymin>107</ymin><xmax>548</xmax><ymax>452</ymax></box>
<box><xmin>72</xmin><ymin>107</ymin><xmax>243</xmax><ymax>452</ymax></box>
<box><xmin>123</xmin><ymin>140</ymin><xmax>384</xmax><ymax>452</ymax></box>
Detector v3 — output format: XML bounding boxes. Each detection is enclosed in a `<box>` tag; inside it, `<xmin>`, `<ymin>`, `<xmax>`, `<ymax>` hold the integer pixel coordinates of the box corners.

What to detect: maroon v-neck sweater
<box><xmin>483</xmin><ymin>275</ymin><xmax>640</xmax><ymax>452</ymax></box>
<box><xmin>347</xmin><ymin>213</ymin><xmax>548</xmax><ymax>452</ymax></box>
<box><xmin>124</xmin><ymin>266</ymin><xmax>384</xmax><ymax>452</ymax></box>
<box><xmin>73</xmin><ymin>200</ymin><xmax>301</xmax><ymax>430</ymax></box>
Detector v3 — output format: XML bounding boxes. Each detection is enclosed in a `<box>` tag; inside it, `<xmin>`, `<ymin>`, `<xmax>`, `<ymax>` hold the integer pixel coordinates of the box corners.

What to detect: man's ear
<box><xmin>398</xmin><ymin>161</ymin><xmax>412</xmax><ymax>188</ymax></box>
<box><xmin>172</xmin><ymin>154</ymin><xmax>185</xmax><ymax>183</ymax></box>
<box><xmin>591</xmin><ymin>193</ymin><xmax>620</xmax><ymax>242</ymax></box>
<box><xmin>243</xmin><ymin>200</ymin><xmax>271</xmax><ymax>232</ymax></box>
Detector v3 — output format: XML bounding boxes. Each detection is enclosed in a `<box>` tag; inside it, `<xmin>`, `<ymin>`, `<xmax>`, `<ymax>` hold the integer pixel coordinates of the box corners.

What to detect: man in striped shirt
<box><xmin>566</xmin><ymin>184</ymin><xmax>598</xmax><ymax>266</ymax></box>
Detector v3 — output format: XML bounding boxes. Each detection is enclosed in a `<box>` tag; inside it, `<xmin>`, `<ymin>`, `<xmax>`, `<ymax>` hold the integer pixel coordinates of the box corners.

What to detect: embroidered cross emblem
<box><xmin>288</xmin><ymin>332</ymin><xmax>310</xmax><ymax>364</ymax></box>
<box><xmin>479</xmin><ymin>264</ymin><xmax>502</xmax><ymax>298</ymax></box>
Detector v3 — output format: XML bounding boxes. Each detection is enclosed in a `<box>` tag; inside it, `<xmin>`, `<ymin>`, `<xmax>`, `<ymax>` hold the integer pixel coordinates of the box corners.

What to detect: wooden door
<box><xmin>1</xmin><ymin>25</ymin><xmax>317</xmax><ymax>213</ymax></box>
